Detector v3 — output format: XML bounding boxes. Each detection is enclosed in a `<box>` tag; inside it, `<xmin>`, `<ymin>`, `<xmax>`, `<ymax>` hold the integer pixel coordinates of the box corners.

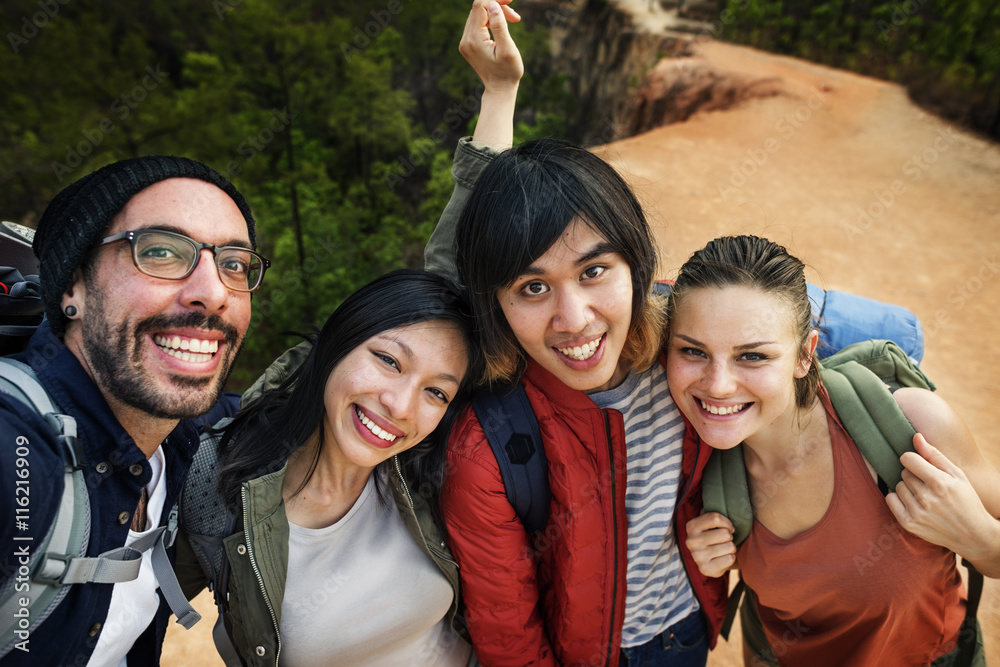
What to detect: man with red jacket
<box><xmin>424</xmin><ymin>3</ymin><xmax>729</xmax><ymax>665</ymax></box>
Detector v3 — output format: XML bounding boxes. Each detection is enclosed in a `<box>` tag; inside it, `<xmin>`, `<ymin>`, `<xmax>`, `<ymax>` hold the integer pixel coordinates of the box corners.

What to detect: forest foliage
<box><xmin>4</xmin><ymin>0</ymin><xmax>995</xmax><ymax>385</ymax></box>
<box><xmin>1</xmin><ymin>0</ymin><xmax>567</xmax><ymax>386</ymax></box>
<box><xmin>717</xmin><ymin>0</ymin><xmax>1000</xmax><ymax>139</ymax></box>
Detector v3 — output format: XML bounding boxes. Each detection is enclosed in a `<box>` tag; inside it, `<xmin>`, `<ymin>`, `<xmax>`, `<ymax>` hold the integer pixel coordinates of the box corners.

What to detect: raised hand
<box><xmin>460</xmin><ymin>0</ymin><xmax>523</xmax><ymax>93</ymax></box>
<box><xmin>461</xmin><ymin>0</ymin><xmax>523</xmax><ymax>149</ymax></box>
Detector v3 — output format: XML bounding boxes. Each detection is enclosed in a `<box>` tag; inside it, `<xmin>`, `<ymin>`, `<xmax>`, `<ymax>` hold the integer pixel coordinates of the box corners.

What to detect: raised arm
<box><xmin>424</xmin><ymin>0</ymin><xmax>523</xmax><ymax>282</ymax></box>
<box><xmin>463</xmin><ymin>0</ymin><xmax>523</xmax><ymax>149</ymax></box>
<box><xmin>886</xmin><ymin>388</ymin><xmax>1000</xmax><ymax>577</ymax></box>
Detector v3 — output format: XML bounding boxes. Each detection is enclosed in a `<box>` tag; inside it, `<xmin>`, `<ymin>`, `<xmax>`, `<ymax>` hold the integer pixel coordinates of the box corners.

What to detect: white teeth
<box><xmin>557</xmin><ymin>337</ymin><xmax>600</xmax><ymax>361</ymax></box>
<box><xmin>355</xmin><ymin>406</ymin><xmax>398</xmax><ymax>442</ymax></box>
<box><xmin>159</xmin><ymin>347</ymin><xmax>212</xmax><ymax>363</ymax></box>
<box><xmin>699</xmin><ymin>400</ymin><xmax>747</xmax><ymax>416</ymax></box>
<box><xmin>154</xmin><ymin>335</ymin><xmax>220</xmax><ymax>359</ymax></box>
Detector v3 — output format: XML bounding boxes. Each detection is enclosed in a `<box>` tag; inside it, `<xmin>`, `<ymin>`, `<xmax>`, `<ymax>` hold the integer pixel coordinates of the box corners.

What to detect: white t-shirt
<box><xmin>87</xmin><ymin>445</ymin><xmax>167</xmax><ymax>667</ymax></box>
<box><xmin>278</xmin><ymin>473</ymin><xmax>473</xmax><ymax>667</ymax></box>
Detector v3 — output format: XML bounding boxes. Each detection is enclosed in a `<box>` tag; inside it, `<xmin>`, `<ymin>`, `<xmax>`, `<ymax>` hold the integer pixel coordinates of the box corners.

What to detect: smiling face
<box><xmin>62</xmin><ymin>178</ymin><xmax>252</xmax><ymax>420</ymax></box>
<box><xmin>666</xmin><ymin>286</ymin><xmax>817</xmax><ymax>450</ymax></box>
<box><xmin>321</xmin><ymin>321</ymin><xmax>469</xmax><ymax>473</ymax></box>
<box><xmin>498</xmin><ymin>218</ymin><xmax>633</xmax><ymax>393</ymax></box>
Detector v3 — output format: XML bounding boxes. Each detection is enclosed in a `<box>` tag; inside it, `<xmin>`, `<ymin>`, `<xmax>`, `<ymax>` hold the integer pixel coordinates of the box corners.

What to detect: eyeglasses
<box><xmin>93</xmin><ymin>230</ymin><xmax>271</xmax><ymax>292</ymax></box>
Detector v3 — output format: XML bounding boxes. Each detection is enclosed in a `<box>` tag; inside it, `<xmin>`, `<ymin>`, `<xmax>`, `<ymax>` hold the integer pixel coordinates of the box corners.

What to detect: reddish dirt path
<box><xmin>162</xmin><ymin>39</ymin><xmax>1000</xmax><ymax>667</ymax></box>
<box><xmin>595</xmin><ymin>39</ymin><xmax>1000</xmax><ymax>666</ymax></box>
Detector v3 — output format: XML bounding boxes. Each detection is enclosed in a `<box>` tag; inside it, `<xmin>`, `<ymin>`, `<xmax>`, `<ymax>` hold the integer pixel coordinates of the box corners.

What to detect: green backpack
<box><xmin>701</xmin><ymin>340</ymin><xmax>983</xmax><ymax>667</ymax></box>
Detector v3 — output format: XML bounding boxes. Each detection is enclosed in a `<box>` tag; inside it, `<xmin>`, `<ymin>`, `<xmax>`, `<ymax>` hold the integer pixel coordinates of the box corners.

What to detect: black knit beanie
<box><xmin>33</xmin><ymin>155</ymin><xmax>257</xmax><ymax>336</ymax></box>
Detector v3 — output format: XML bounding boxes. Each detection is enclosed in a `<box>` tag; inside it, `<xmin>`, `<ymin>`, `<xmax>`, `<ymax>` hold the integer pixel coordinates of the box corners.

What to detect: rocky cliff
<box><xmin>520</xmin><ymin>0</ymin><xmax>784</xmax><ymax>145</ymax></box>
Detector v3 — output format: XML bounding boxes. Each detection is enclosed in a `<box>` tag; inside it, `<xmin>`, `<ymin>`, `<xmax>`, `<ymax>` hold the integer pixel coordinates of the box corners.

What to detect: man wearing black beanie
<box><xmin>0</xmin><ymin>156</ymin><xmax>268</xmax><ymax>666</ymax></box>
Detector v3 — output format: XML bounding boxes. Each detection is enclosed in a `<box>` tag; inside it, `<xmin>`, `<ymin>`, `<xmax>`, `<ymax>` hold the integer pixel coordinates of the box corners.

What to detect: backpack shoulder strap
<box><xmin>179</xmin><ymin>420</ymin><xmax>235</xmax><ymax>561</ymax></box>
<box><xmin>818</xmin><ymin>340</ymin><xmax>930</xmax><ymax>490</ymax></box>
<box><xmin>701</xmin><ymin>445</ymin><xmax>753</xmax><ymax>547</ymax></box>
<box><xmin>701</xmin><ymin>444</ymin><xmax>752</xmax><ymax>641</ymax></box>
<box><xmin>180</xmin><ymin>420</ymin><xmax>243</xmax><ymax>666</ymax></box>
<box><xmin>0</xmin><ymin>359</ymin><xmax>201</xmax><ymax>659</ymax></box>
<box><xmin>472</xmin><ymin>384</ymin><xmax>550</xmax><ymax>533</ymax></box>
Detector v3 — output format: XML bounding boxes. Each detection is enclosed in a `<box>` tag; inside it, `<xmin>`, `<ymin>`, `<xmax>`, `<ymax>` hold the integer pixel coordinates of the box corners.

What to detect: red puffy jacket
<box><xmin>441</xmin><ymin>357</ymin><xmax>729</xmax><ymax>666</ymax></box>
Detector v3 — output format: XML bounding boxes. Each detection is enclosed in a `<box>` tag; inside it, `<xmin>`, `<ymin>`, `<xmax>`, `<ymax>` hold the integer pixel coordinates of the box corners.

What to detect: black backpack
<box><xmin>0</xmin><ymin>222</ymin><xmax>43</xmax><ymax>355</ymax></box>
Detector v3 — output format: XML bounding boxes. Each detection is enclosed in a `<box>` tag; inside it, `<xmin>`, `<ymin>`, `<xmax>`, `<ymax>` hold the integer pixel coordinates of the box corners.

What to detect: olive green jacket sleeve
<box><xmin>423</xmin><ymin>136</ymin><xmax>501</xmax><ymax>285</ymax></box>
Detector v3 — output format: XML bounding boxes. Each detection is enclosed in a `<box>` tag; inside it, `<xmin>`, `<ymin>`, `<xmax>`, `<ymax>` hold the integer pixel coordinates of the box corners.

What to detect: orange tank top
<box><xmin>737</xmin><ymin>385</ymin><xmax>965</xmax><ymax>667</ymax></box>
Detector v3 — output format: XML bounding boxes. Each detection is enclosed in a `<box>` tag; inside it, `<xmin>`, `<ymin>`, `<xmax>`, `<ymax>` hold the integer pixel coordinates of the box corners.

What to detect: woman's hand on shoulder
<box><xmin>888</xmin><ymin>388</ymin><xmax>1000</xmax><ymax>577</ymax></box>
<box><xmin>686</xmin><ymin>512</ymin><xmax>737</xmax><ymax>579</ymax></box>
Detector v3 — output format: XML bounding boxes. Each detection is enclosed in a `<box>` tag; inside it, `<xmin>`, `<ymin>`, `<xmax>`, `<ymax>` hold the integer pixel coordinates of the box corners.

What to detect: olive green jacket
<box><xmin>176</xmin><ymin>457</ymin><xmax>463</xmax><ymax>667</ymax></box>
<box><xmin>176</xmin><ymin>368</ymin><xmax>465</xmax><ymax>667</ymax></box>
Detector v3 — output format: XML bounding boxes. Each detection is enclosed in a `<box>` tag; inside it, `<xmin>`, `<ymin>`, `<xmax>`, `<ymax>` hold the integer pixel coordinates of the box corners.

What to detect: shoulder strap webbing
<box><xmin>473</xmin><ymin>383</ymin><xmax>550</xmax><ymax>533</ymax></box>
<box><xmin>819</xmin><ymin>339</ymin><xmax>932</xmax><ymax>489</ymax></box>
<box><xmin>701</xmin><ymin>446</ymin><xmax>752</xmax><ymax>547</ymax></box>
<box><xmin>819</xmin><ymin>363</ymin><xmax>913</xmax><ymax>489</ymax></box>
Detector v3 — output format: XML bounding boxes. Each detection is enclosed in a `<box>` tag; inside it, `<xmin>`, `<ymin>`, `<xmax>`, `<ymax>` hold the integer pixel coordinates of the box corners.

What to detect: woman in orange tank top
<box><xmin>666</xmin><ymin>235</ymin><xmax>1000</xmax><ymax>666</ymax></box>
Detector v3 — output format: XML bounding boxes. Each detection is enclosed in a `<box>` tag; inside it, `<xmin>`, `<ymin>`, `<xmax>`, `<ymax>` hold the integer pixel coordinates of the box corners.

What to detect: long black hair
<box><xmin>217</xmin><ymin>269</ymin><xmax>483</xmax><ymax>513</ymax></box>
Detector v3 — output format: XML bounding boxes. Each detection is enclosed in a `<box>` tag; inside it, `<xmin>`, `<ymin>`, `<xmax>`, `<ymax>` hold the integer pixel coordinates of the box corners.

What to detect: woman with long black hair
<box><xmin>178</xmin><ymin>269</ymin><xmax>483</xmax><ymax>666</ymax></box>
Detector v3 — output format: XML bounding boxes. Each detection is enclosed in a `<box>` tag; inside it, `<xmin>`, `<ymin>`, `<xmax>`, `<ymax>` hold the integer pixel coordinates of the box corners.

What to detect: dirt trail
<box><xmin>593</xmin><ymin>38</ymin><xmax>1000</xmax><ymax>666</ymax></box>
<box><xmin>162</xmin><ymin>38</ymin><xmax>1000</xmax><ymax>667</ymax></box>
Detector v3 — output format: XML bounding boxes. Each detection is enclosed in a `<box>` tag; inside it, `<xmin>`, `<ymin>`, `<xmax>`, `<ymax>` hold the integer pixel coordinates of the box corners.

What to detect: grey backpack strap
<box><xmin>0</xmin><ymin>358</ymin><xmax>89</xmax><ymax>657</ymax></box>
<box><xmin>152</xmin><ymin>505</ymin><xmax>202</xmax><ymax>628</ymax></box>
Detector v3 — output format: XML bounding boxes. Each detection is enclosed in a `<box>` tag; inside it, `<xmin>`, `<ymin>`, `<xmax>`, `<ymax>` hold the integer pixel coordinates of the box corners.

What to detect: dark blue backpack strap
<box><xmin>472</xmin><ymin>383</ymin><xmax>550</xmax><ymax>533</ymax></box>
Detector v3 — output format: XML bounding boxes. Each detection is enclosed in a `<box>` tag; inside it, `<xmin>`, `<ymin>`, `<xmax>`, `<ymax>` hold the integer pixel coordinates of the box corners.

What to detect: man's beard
<box><xmin>81</xmin><ymin>284</ymin><xmax>243</xmax><ymax>420</ymax></box>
